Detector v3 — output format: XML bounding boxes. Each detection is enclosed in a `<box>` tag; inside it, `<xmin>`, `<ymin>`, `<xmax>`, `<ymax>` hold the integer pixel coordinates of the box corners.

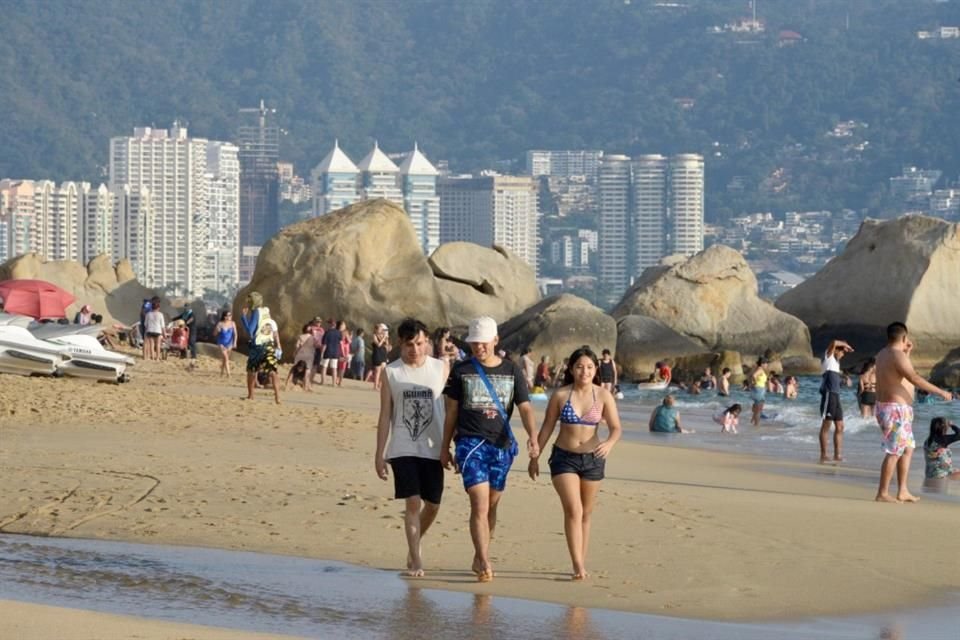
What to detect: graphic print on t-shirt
<box><xmin>462</xmin><ymin>374</ymin><xmax>515</xmax><ymax>419</ymax></box>
<box><xmin>402</xmin><ymin>387</ymin><xmax>434</xmax><ymax>440</ymax></box>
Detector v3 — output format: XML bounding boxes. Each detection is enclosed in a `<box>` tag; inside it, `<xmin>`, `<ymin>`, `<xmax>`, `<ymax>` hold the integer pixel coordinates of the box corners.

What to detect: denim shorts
<box><xmin>454</xmin><ymin>436</ymin><xmax>515</xmax><ymax>491</ymax></box>
<box><xmin>548</xmin><ymin>445</ymin><xmax>605</xmax><ymax>481</ymax></box>
<box><xmin>752</xmin><ymin>388</ymin><xmax>766</xmax><ymax>405</ymax></box>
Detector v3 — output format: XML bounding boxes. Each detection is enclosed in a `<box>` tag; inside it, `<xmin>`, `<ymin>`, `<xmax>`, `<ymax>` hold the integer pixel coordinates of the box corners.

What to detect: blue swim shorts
<box><xmin>454</xmin><ymin>436</ymin><xmax>515</xmax><ymax>492</ymax></box>
<box><xmin>752</xmin><ymin>388</ymin><xmax>766</xmax><ymax>404</ymax></box>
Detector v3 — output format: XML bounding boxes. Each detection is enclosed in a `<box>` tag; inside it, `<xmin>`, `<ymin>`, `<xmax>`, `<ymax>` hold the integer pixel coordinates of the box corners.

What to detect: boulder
<box><xmin>671</xmin><ymin>351</ymin><xmax>744</xmax><ymax>385</ymax></box>
<box><xmin>615</xmin><ymin>315</ymin><xmax>704</xmax><ymax>381</ymax></box>
<box><xmin>777</xmin><ymin>215</ymin><xmax>960</xmax><ymax>370</ymax></box>
<box><xmin>498</xmin><ymin>294</ymin><xmax>617</xmax><ymax>364</ymax></box>
<box><xmin>613</xmin><ymin>245</ymin><xmax>812</xmax><ymax>359</ymax></box>
<box><xmin>0</xmin><ymin>253</ymin><xmax>160</xmax><ymax>325</ymax></box>
<box><xmin>235</xmin><ymin>199</ymin><xmax>541</xmax><ymax>356</ymax></box>
<box><xmin>930</xmin><ymin>346</ymin><xmax>960</xmax><ymax>388</ymax></box>
<box><xmin>429</xmin><ymin>242</ymin><xmax>539</xmax><ymax>325</ymax></box>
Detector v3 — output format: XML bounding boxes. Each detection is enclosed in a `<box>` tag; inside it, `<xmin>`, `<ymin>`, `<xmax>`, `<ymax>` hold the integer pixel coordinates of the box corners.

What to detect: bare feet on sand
<box><xmin>875</xmin><ymin>493</ymin><xmax>898</xmax><ymax>503</ymax></box>
<box><xmin>896</xmin><ymin>493</ymin><xmax>920</xmax><ymax>503</ymax></box>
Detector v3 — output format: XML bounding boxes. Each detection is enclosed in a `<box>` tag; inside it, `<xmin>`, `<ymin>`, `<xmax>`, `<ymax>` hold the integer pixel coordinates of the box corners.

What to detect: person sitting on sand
<box><xmin>376</xmin><ymin>318</ymin><xmax>449</xmax><ymax>577</ymax></box>
<box><xmin>648</xmin><ymin>395</ymin><xmax>693</xmax><ymax>433</ymax></box>
<box><xmin>282</xmin><ymin>360</ymin><xmax>309</xmax><ymax>391</ymax></box>
<box><xmin>924</xmin><ymin>417</ymin><xmax>960</xmax><ymax>481</ymax></box>
<box><xmin>714</xmin><ymin>403</ymin><xmax>741</xmax><ymax>434</ymax></box>
<box><xmin>528</xmin><ymin>345</ymin><xmax>622</xmax><ymax>581</ymax></box>
<box><xmin>73</xmin><ymin>304</ymin><xmax>93</xmax><ymax>325</ymax></box>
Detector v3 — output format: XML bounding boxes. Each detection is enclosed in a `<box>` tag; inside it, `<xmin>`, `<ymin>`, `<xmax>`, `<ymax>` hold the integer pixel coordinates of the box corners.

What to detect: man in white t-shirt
<box><xmin>819</xmin><ymin>338</ymin><xmax>853</xmax><ymax>464</ymax></box>
<box><xmin>374</xmin><ymin>317</ymin><xmax>449</xmax><ymax>577</ymax></box>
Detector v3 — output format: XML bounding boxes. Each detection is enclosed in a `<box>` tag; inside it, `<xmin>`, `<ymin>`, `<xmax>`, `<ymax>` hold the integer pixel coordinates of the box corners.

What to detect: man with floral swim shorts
<box><xmin>874</xmin><ymin>322</ymin><xmax>953</xmax><ymax>503</ymax></box>
<box><xmin>440</xmin><ymin>317</ymin><xmax>538</xmax><ymax>583</ymax></box>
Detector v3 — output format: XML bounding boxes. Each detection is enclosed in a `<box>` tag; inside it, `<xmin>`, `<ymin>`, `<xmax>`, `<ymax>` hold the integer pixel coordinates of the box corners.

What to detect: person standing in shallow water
<box><xmin>375</xmin><ymin>318</ymin><xmax>448</xmax><ymax>577</ymax></box>
<box><xmin>819</xmin><ymin>338</ymin><xmax>853</xmax><ymax>464</ymax></box>
<box><xmin>528</xmin><ymin>346</ymin><xmax>622</xmax><ymax>580</ymax></box>
<box><xmin>874</xmin><ymin>322</ymin><xmax>952</xmax><ymax>503</ymax></box>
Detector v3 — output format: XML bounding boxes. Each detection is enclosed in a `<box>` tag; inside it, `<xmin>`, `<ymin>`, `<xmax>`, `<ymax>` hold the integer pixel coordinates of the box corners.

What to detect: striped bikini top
<box><xmin>560</xmin><ymin>388</ymin><xmax>603</xmax><ymax>427</ymax></box>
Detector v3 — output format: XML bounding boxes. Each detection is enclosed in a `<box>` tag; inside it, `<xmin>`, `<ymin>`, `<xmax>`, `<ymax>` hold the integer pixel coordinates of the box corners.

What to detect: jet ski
<box><xmin>46</xmin><ymin>333</ymin><xmax>135</xmax><ymax>383</ymax></box>
<box><xmin>0</xmin><ymin>324</ymin><xmax>72</xmax><ymax>377</ymax></box>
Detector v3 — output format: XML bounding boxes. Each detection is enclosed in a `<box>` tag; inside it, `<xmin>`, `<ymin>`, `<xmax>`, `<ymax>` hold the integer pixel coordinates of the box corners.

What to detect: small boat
<box><xmin>0</xmin><ymin>325</ymin><xmax>72</xmax><ymax>377</ymax></box>
<box><xmin>45</xmin><ymin>334</ymin><xmax>135</xmax><ymax>383</ymax></box>
<box><xmin>637</xmin><ymin>380</ymin><xmax>669</xmax><ymax>391</ymax></box>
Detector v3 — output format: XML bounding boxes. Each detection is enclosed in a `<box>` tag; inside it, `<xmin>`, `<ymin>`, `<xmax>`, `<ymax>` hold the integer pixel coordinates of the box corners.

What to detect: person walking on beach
<box><xmin>370</xmin><ymin>323</ymin><xmax>390</xmax><ymax>390</ymax></box>
<box><xmin>874</xmin><ymin>322</ymin><xmax>952</xmax><ymax>503</ymax></box>
<box><xmin>528</xmin><ymin>346</ymin><xmax>622</xmax><ymax>580</ymax></box>
<box><xmin>241</xmin><ymin>292</ymin><xmax>280</xmax><ymax>404</ymax></box>
<box><xmin>351</xmin><ymin>327</ymin><xmax>366</xmax><ymax>381</ymax></box>
<box><xmin>375</xmin><ymin>318</ymin><xmax>449</xmax><ymax>577</ymax></box>
<box><xmin>598</xmin><ymin>349</ymin><xmax>618</xmax><ymax>393</ymax></box>
<box><xmin>521</xmin><ymin>348</ymin><xmax>536</xmax><ymax>390</ymax></box>
<box><xmin>213</xmin><ymin>310</ymin><xmax>237</xmax><ymax>377</ymax></box>
<box><xmin>440</xmin><ymin>316</ymin><xmax>538</xmax><ymax>582</ymax></box>
<box><xmin>748</xmin><ymin>358</ymin><xmax>769</xmax><ymax>426</ymax></box>
<box><xmin>143</xmin><ymin>300</ymin><xmax>166</xmax><ymax>361</ymax></box>
<box><xmin>819</xmin><ymin>339</ymin><xmax>853</xmax><ymax>464</ymax></box>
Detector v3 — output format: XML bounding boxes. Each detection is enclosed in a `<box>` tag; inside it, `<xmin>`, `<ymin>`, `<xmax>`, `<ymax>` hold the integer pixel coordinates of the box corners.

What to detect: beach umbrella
<box><xmin>0</xmin><ymin>279</ymin><xmax>76</xmax><ymax>319</ymax></box>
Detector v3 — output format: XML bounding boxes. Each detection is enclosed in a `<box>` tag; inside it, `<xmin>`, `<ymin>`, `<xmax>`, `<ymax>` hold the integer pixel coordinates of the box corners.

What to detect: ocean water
<box><xmin>610</xmin><ymin>376</ymin><xmax>960</xmax><ymax>500</ymax></box>
<box><xmin>1</xmin><ymin>534</ymin><xmax>958</xmax><ymax>639</ymax></box>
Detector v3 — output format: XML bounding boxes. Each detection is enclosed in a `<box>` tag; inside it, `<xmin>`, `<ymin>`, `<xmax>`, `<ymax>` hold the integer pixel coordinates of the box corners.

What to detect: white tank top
<box><xmin>385</xmin><ymin>356</ymin><xmax>446</xmax><ymax>460</ymax></box>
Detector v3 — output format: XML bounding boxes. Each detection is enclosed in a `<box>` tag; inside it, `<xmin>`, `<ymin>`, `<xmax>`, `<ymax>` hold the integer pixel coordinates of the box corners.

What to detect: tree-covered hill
<box><xmin>3</xmin><ymin>0</ymin><xmax>960</xmax><ymax>217</ymax></box>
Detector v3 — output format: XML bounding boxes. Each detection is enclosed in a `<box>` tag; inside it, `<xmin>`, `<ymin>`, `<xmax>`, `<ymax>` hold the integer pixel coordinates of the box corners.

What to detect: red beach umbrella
<box><xmin>0</xmin><ymin>279</ymin><xmax>76</xmax><ymax>319</ymax></box>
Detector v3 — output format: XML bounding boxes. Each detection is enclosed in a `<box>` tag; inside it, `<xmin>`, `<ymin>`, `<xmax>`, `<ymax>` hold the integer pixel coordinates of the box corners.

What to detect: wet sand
<box><xmin>1</xmin><ymin>351</ymin><xmax>959</xmax><ymax>636</ymax></box>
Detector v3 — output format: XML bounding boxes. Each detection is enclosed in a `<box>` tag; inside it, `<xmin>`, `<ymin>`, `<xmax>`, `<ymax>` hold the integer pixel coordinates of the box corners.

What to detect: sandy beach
<box><xmin>2</xmin><ymin>351</ymin><xmax>959</xmax><ymax>637</ymax></box>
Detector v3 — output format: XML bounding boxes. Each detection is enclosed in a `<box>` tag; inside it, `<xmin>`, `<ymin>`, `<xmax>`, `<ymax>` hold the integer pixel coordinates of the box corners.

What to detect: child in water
<box><xmin>924</xmin><ymin>417</ymin><xmax>960</xmax><ymax>480</ymax></box>
<box><xmin>713</xmin><ymin>403</ymin><xmax>741</xmax><ymax>435</ymax></box>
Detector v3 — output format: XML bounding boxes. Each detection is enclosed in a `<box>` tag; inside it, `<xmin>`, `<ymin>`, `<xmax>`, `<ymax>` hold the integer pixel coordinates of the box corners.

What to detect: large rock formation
<box><xmin>615</xmin><ymin>315</ymin><xmax>704</xmax><ymax>380</ymax></box>
<box><xmin>499</xmin><ymin>294</ymin><xmax>617</xmax><ymax>364</ymax></box>
<box><xmin>613</xmin><ymin>245</ymin><xmax>812</xmax><ymax>359</ymax></box>
<box><xmin>235</xmin><ymin>199</ymin><xmax>539</xmax><ymax>355</ymax></box>
<box><xmin>0</xmin><ymin>253</ymin><xmax>158</xmax><ymax>325</ymax></box>
<box><xmin>777</xmin><ymin>215</ymin><xmax>960</xmax><ymax>371</ymax></box>
<box><xmin>430</xmin><ymin>243</ymin><xmax>539</xmax><ymax>325</ymax></box>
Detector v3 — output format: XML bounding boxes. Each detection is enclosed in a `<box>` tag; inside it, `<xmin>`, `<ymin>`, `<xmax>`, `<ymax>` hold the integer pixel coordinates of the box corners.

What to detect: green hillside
<box><xmin>3</xmin><ymin>0</ymin><xmax>960</xmax><ymax>218</ymax></box>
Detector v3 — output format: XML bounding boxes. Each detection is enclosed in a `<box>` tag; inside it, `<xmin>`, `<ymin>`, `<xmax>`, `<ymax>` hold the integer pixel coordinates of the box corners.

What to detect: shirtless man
<box><xmin>874</xmin><ymin>322</ymin><xmax>952</xmax><ymax>503</ymax></box>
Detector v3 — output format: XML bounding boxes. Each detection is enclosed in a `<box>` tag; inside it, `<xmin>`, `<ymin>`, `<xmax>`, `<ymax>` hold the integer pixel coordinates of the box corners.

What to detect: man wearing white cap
<box><xmin>441</xmin><ymin>316</ymin><xmax>538</xmax><ymax>582</ymax></box>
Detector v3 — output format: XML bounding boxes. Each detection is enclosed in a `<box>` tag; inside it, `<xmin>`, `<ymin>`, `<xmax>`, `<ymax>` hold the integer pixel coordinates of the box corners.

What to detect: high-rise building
<box><xmin>399</xmin><ymin>143</ymin><xmax>440</xmax><ymax>254</ymax></box>
<box><xmin>311</xmin><ymin>140</ymin><xmax>360</xmax><ymax>216</ymax></box>
<box><xmin>197</xmin><ymin>142</ymin><xmax>240</xmax><ymax>296</ymax></box>
<box><xmin>597</xmin><ymin>155</ymin><xmax>632</xmax><ymax>295</ymax></box>
<box><xmin>633</xmin><ymin>155</ymin><xmax>667</xmax><ymax>274</ymax></box>
<box><xmin>357</xmin><ymin>141</ymin><xmax>402</xmax><ymax>204</ymax></box>
<box><xmin>0</xmin><ymin>179</ymin><xmax>40</xmax><ymax>263</ymax></box>
<box><xmin>112</xmin><ymin>185</ymin><xmax>154</xmax><ymax>284</ymax></box>
<box><xmin>597</xmin><ymin>153</ymin><xmax>705</xmax><ymax>300</ymax></box>
<box><xmin>110</xmin><ymin>125</ymin><xmax>238</xmax><ymax>296</ymax></box>
<box><xmin>237</xmin><ymin>101</ymin><xmax>280</xmax><ymax>270</ymax></box>
<box><xmin>80</xmin><ymin>184</ymin><xmax>115</xmax><ymax>264</ymax></box>
<box><xmin>526</xmin><ymin>150</ymin><xmax>604</xmax><ymax>180</ymax></box>
<box><xmin>668</xmin><ymin>154</ymin><xmax>705</xmax><ymax>258</ymax></box>
<box><xmin>439</xmin><ymin>175</ymin><xmax>538</xmax><ymax>270</ymax></box>
<box><xmin>0</xmin><ymin>179</ymin><xmax>85</xmax><ymax>264</ymax></box>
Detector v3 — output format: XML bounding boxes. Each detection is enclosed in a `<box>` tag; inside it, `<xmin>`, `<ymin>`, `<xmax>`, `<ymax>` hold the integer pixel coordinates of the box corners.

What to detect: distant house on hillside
<box><xmin>778</xmin><ymin>30</ymin><xmax>803</xmax><ymax>47</ymax></box>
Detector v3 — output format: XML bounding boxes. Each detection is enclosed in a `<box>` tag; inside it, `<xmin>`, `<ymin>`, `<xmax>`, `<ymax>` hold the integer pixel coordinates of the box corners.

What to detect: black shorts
<box><xmin>390</xmin><ymin>457</ymin><xmax>443</xmax><ymax>504</ymax></box>
<box><xmin>820</xmin><ymin>391</ymin><xmax>843</xmax><ymax>421</ymax></box>
<box><xmin>548</xmin><ymin>445</ymin><xmax>605</xmax><ymax>481</ymax></box>
<box><xmin>146</xmin><ymin>331</ymin><xmax>161</xmax><ymax>338</ymax></box>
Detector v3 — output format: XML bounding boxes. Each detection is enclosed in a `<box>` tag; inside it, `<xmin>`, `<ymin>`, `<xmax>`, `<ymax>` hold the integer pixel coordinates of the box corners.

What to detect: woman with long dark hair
<box><xmin>528</xmin><ymin>345</ymin><xmax>621</xmax><ymax>580</ymax></box>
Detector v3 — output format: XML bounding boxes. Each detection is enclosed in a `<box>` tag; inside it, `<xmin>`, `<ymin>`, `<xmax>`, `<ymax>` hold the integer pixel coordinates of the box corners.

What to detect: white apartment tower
<box><xmin>633</xmin><ymin>155</ymin><xmax>668</xmax><ymax>273</ymax></box>
<box><xmin>668</xmin><ymin>154</ymin><xmax>705</xmax><ymax>257</ymax></box>
<box><xmin>311</xmin><ymin>140</ymin><xmax>360</xmax><ymax>216</ymax></box>
<box><xmin>597</xmin><ymin>155</ymin><xmax>632</xmax><ymax>295</ymax></box>
<box><xmin>399</xmin><ymin>143</ymin><xmax>441</xmax><ymax>254</ymax></box>
<box><xmin>438</xmin><ymin>175</ymin><xmax>538</xmax><ymax>271</ymax></box>
<box><xmin>0</xmin><ymin>179</ymin><xmax>84</xmax><ymax>264</ymax></box>
<box><xmin>197</xmin><ymin>142</ymin><xmax>240</xmax><ymax>296</ymax></box>
<box><xmin>526</xmin><ymin>150</ymin><xmax>604</xmax><ymax>180</ymax></box>
<box><xmin>80</xmin><ymin>184</ymin><xmax>115</xmax><ymax>264</ymax></box>
<box><xmin>357</xmin><ymin>141</ymin><xmax>403</xmax><ymax>204</ymax></box>
<box><xmin>110</xmin><ymin>125</ymin><xmax>208</xmax><ymax>293</ymax></box>
<box><xmin>110</xmin><ymin>125</ymin><xmax>238</xmax><ymax>296</ymax></box>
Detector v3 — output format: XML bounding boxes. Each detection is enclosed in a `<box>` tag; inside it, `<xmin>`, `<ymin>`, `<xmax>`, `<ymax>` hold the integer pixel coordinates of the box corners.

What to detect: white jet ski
<box><xmin>44</xmin><ymin>333</ymin><xmax>135</xmax><ymax>383</ymax></box>
<box><xmin>0</xmin><ymin>324</ymin><xmax>73</xmax><ymax>377</ymax></box>
<box><xmin>636</xmin><ymin>380</ymin><xmax>669</xmax><ymax>391</ymax></box>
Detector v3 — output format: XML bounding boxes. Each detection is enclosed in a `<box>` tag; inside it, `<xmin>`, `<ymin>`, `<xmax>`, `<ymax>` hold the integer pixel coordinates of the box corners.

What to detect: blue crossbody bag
<box><xmin>471</xmin><ymin>357</ymin><xmax>520</xmax><ymax>457</ymax></box>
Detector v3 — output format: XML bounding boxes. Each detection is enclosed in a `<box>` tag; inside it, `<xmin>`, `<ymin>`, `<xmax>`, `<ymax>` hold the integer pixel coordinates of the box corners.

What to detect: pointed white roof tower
<box><xmin>314</xmin><ymin>139</ymin><xmax>358</xmax><ymax>174</ymax></box>
<box><xmin>357</xmin><ymin>141</ymin><xmax>399</xmax><ymax>173</ymax></box>
<box><xmin>398</xmin><ymin>142</ymin><xmax>439</xmax><ymax>176</ymax></box>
